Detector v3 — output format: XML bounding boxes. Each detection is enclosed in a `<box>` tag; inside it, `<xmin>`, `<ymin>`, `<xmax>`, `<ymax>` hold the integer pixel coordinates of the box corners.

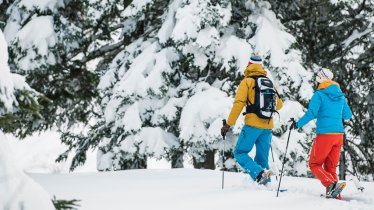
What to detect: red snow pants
<box><xmin>309</xmin><ymin>134</ymin><xmax>343</xmax><ymax>187</ymax></box>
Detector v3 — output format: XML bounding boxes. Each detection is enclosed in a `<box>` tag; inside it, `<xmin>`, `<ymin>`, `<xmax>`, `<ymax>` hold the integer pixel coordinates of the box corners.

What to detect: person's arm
<box><xmin>296</xmin><ymin>92</ymin><xmax>321</xmax><ymax>129</ymax></box>
<box><xmin>342</xmin><ymin>98</ymin><xmax>353</xmax><ymax>120</ymax></box>
<box><xmin>227</xmin><ymin>79</ymin><xmax>251</xmax><ymax>126</ymax></box>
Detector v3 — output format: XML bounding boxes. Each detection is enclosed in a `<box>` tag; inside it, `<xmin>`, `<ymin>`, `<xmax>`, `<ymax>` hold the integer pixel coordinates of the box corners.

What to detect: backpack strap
<box><xmin>267</xmin><ymin>110</ymin><xmax>280</xmax><ymax>124</ymax></box>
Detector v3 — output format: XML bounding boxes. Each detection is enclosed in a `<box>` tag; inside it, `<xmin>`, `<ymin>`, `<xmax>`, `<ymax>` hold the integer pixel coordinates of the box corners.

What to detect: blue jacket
<box><xmin>296</xmin><ymin>82</ymin><xmax>352</xmax><ymax>134</ymax></box>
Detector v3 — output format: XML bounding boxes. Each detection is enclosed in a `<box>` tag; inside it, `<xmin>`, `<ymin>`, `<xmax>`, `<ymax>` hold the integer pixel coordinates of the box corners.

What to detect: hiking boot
<box><xmin>326</xmin><ymin>182</ymin><xmax>346</xmax><ymax>199</ymax></box>
<box><xmin>256</xmin><ymin>170</ymin><xmax>273</xmax><ymax>185</ymax></box>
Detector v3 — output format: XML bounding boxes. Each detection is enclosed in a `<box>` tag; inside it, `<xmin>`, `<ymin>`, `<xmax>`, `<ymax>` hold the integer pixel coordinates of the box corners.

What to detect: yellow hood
<box><xmin>244</xmin><ymin>64</ymin><xmax>267</xmax><ymax>77</ymax></box>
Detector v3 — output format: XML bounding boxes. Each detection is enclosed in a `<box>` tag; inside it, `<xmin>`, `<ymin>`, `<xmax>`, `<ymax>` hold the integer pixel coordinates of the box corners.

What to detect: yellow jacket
<box><xmin>227</xmin><ymin>64</ymin><xmax>283</xmax><ymax>129</ymax></box>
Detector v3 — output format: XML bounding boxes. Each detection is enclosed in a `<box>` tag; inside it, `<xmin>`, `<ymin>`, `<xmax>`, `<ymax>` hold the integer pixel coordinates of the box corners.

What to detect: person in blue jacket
<box><xmin>291</xmin><ymin>67</ymin><xmax>352</xmax><ymax>199</ymax></box>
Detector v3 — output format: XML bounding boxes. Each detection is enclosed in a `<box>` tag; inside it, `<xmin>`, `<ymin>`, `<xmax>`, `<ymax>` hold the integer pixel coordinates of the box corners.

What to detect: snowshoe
<box><xmin>256</xmin><ymin>170</ymin><xmax>273</xmax><ymax>185</ymax></box>
<box><xmin>326</xmin><ymin>182</ymin><xmax>346</xmax><ymax>199</ymax></box>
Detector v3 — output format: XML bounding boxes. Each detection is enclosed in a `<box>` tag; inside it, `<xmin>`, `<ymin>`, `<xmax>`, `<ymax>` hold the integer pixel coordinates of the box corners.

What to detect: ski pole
<box><xmin>222</xmin><ymin>119</ymin><xmax>227</xmax><ymax>190</ymax></box>
<box><xmin>276</xmin><ymin>118</ymin><xmax>295</xmax><ymax>197</ymax></box>
<box><xmin>342</xmin><ymin>121</ymin><xmax>365</xmax><ymax>192</ymax></box>
<box><xmin>352</xmin><ymin>175</ymin><xmax>365</xmax><ymax>192</ymax></box>
<box><xmin>350</xmin><ymin>153</ymin><xmax>365</xmax><ymax>192</ymax></box>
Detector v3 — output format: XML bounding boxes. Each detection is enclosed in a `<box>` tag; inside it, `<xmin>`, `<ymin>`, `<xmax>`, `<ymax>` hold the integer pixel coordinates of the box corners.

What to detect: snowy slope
<box><xmin>32</xmin><ymin>169</ymin><xmax>374</xmax><ymax>210</ymax></box>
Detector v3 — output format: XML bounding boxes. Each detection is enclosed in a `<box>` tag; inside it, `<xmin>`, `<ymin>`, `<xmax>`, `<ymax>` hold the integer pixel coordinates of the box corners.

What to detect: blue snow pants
<box><xmin>234</xmin><ymin>125</ymin><xmax>272</xmax><ymax>180</ymax></box>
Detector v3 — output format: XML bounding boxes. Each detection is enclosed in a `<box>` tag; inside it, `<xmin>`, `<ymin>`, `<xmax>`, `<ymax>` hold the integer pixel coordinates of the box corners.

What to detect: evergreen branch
<box><xmin>345</xmin><ymin>138</ymin><xmax>372</xmax><ymax>165</ymax></box>
<box><xmin>52</xmin><ymin>196</ymin><xmax>81</xmax><ymax>210</ymax></box>
<box><xmin>79</xmin><ymin>41</ymin><xmax>124</xmax><ymax>63</ymax></box>
<box><xmin>87</xmin><ymin>24</ymin><xmax>124</xmax><ymax>43</ymax></box>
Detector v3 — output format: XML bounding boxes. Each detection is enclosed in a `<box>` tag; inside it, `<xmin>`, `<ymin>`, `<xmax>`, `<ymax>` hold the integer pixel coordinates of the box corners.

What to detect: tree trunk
<box><xmin>339</xmin><ymin>135</ymin><xmax>347</xmax><ymax>180</ymax></box>
<box><xmin>339</xmin><ymin>150</ymin><xmax>346</xmax><ymax>180</ymax></box>
<box><xmin>171</xmin><ymin>149</ymin><xmax>184</xmax><ymax>168</ymax></box>
<box><xmin>117</xmin><ymin>155</ymin><xmax>147</xmax><ymax>170</ymax></box>
<box><xmin>193</xmin><ymin>150</ymin><xmax>216</xmax><ymax>170</ymax></box>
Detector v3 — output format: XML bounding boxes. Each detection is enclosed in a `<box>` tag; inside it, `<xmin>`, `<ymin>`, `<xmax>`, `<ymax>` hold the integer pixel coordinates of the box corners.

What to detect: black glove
<box><xmin>290</xmin><ymin>121</ymin><xmax>298</xmax><ymax>130</ymax></box>
<box><xmin>221</xmin><ymin>124</ymin><xmax>230</xmax><ymax>136</ymax></box>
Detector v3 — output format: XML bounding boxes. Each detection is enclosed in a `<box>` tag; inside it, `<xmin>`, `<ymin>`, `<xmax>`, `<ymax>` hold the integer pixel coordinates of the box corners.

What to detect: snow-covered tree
<box><xmin>64</xmin><ymin>0</ymin><xmax>315</xmax><ymax>173</ymax></box>
<box><xmin>2</xmin><ymin>0</ymin><xmax>322</xmax><ymax>176</ymax></box>
<box><xmin>0</xmin><ymin>28</ymin><xmax>54</xmax><ymax>210</ymax></box>
<box><xmin>269</xmin><ymin>0</ymin><xmax>374</xmax><ymax>180</ymax></box>
<box><xmin>2</xmin><ymin>0</ymin><xmax>128</xmax><ymax>136</ymax></box>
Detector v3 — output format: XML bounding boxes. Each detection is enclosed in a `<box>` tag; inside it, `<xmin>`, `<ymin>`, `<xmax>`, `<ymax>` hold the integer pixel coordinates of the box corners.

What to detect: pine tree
<box><xmin>269</xmin><ymin>0</ymin><xmax>374</xmax><ymax>180</ymax></box>
<box><xmin>64</xmin><ymin>0</ymin><xmax>315</xmax><ymax>173</ymax></box>
<box><xmin>57</xmin><ymin>0</ymin><xmax>182</xmax><ymax>171</ymax></box>
<box><xmin>3</xmin><ymin>0</ymin><xmax>316</xmax><ymax>174</ymax></box>
<box><xmin>2</xmin><ymin>0</ymin><xmax>137</xmax><ymax>136</ymax></box>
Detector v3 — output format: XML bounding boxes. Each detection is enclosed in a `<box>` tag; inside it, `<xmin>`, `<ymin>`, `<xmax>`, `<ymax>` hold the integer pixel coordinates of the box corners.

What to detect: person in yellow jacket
<box><xmin>221</xmin><ymin>55</ymin><xmax>283</xmax><ymax>185</ymax></box>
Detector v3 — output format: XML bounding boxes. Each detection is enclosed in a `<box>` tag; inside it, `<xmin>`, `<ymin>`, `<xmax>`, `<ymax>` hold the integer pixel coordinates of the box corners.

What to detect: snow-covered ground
<box><xmin>6</xmin><ymin>132</ymin><xmax>374</xmax><ymax>210</ymax></box>
<box><xmin>6</xmin><ymin>133</ymin><xmax>374</xmax><ymax>210</ymax></box>
<box><xmin>31</xmin><ymin>169</ymin><xmax>374</xmax><ymax>210</ymax></box>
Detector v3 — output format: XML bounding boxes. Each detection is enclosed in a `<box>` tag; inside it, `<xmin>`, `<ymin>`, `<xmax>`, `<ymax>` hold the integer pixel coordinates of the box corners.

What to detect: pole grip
<box><xmin>222</xmin><ymin>119</ymin><xmax>227</xmax><ymax>126</ymax></box>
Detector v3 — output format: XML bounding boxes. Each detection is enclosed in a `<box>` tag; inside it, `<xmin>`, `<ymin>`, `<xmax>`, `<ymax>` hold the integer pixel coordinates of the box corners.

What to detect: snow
<box><xmin>1</xmin><ymin>0</ymin><xmax>372</xmax><ymax>208</ymax></box>
<box><xmin>123</xmin><ymin>0</ymin><xmax>153</xmax><ymax>17</ymax></box>
<box><xmin>0</xmin><ymin>48</ymin><xmax>55</xmax><ymax>202</ymax></box>
<box><xmin>248</xmin><ymin>6</ymin><xmax>295</xmax><ymax>68</ymax></box>
<box><xmin>172</xmin><ymin>0</ymin><xmax>231</xmax><ymax>42</ymax></box>
<box><xmin>0</xmin><ymin>30</ymin><xmax>16</xmax><ymax>113</ymax></box>
<box><xmin>16</xmin><ymin>16</ymin><xmax>56</xmax><ymax>49</ymax></box>
<box><xmin>1</xmin><ymin>29</ymin><xmax>38</xmax><ymax>113</ymax></box>
<box><xmin>5</xmin><ymin>133</ymin><xmax>66</xmax><ymax>173</ymax></box>
<box><xmin>122</xmin><ymin>102</ymin><xmax>142</xmax><ymax>132</ymax></box>
<box><xmin>4</xmin><ymin>130</ymin><xmax>373</xmax><ymax>210</ymax></box>
<box><xmin>123</xmin><ymin>127</ymin><xmax>179</xmax><ymax>158</ymax></box>
<box><xmin>11</xmin><ymin>15</ymin><xmax>57</xmax><ymax>71</ymax></box>
<box><xmin>5</xmin><ymin>132</ymin><xmax>101</xmax><ymax>173</ymax></box>
<box><xmin>113</xmin><ymin>127</ymin><xmax>180</xmax><ymax>162</ymax></box>
<box><xmin>18</xmin><ymin>0</ymin><xmax>63</xmax><ymax>11</ymax></box>
<box><xmin>196</xmin><ymin>27</ymin><xmax>220</xmax><ymax>48</ymax></box>
<box><xmin>31</xmin><ymin>169</ymin><xmax>374</xmax><ymax>210</ymax></box>
<box><xmin>113</xmin><ymin>41</ymin><xmax>160</xmax><ymax>97</ymax></box>
<box><xmin>179</xmin><ymin>84</ymin><xmax>232</xmax><ymax>143</ymax></box>
<box><xmin>96</xmin><ymin>148</ymin><xmax>114</xmax><ymax>171</ymax></box>
<box><xmin>330</xmin><ymin>0</ymin><xmax>354</xmax><ymax>5</ymax></box>
<box><xmin>172</xmin><ymin>1</ymin><xmax>201</xmax><ymax>41</ymax></box>
<box><xmin>3</xmin><ymin>22</ymin><xmax>21</xmax><ymax>43</ymax></box>
<box><xmin>0</xmin><ymin>132</ymin><xmax>55</xmax><ymax>210</ymax></box>
<box><xmin>276</xmin><ymin>100</ymin><xmax>306</xmax><ymax>127</ymax></box>
<box><xmin>157</xmin><ymin>0</ymin><xmax>183</xmax><ymax>44</ymax></box>
<box><xmin>103</xmin><ymin>97</ymin><xmax>121</xmax><ymax>124</ymax></box>
<box><xmin>216</xmin><ymin>35</ymin><xmax>252</xmax><ymax>72</ymax></box>
<box><xmin>343</xmin><ymin>27</ymin><xmax>373</xmax><ymax>47</ymax></box>
<box><xmin>94</xmin><ymin>0</ymin><xmax>317</xmax><ymax>173</ymax></box>
<box><xmin>145</xmin><ymin>47</ymin><xmax>180</xmax><ymax>95</ymax></box>
<box><xmin>152</xmin><ymin>97</ymin><xmax>187</xmax><ymax>124</ymax></box>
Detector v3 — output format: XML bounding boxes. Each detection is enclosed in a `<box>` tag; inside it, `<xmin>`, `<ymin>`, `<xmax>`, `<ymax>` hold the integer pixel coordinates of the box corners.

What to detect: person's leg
<box><xmin>254</xmin><ymin>129</ymin><xmax>272</xmax><ymax>170</ymax></box>
<box><xmin>308</xmin><ymin>134</ymin><xmax>336</xmax><ymax>187</ymax></box>
<box><xmin>234</xmin><ymin>125</ymin><xmax>263</xmax><ymax>180</ymax></box>
<box><xmin>324</xmin><ymin>135</ymin><xmax>344</xmax><ymax>183</ymax></box>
